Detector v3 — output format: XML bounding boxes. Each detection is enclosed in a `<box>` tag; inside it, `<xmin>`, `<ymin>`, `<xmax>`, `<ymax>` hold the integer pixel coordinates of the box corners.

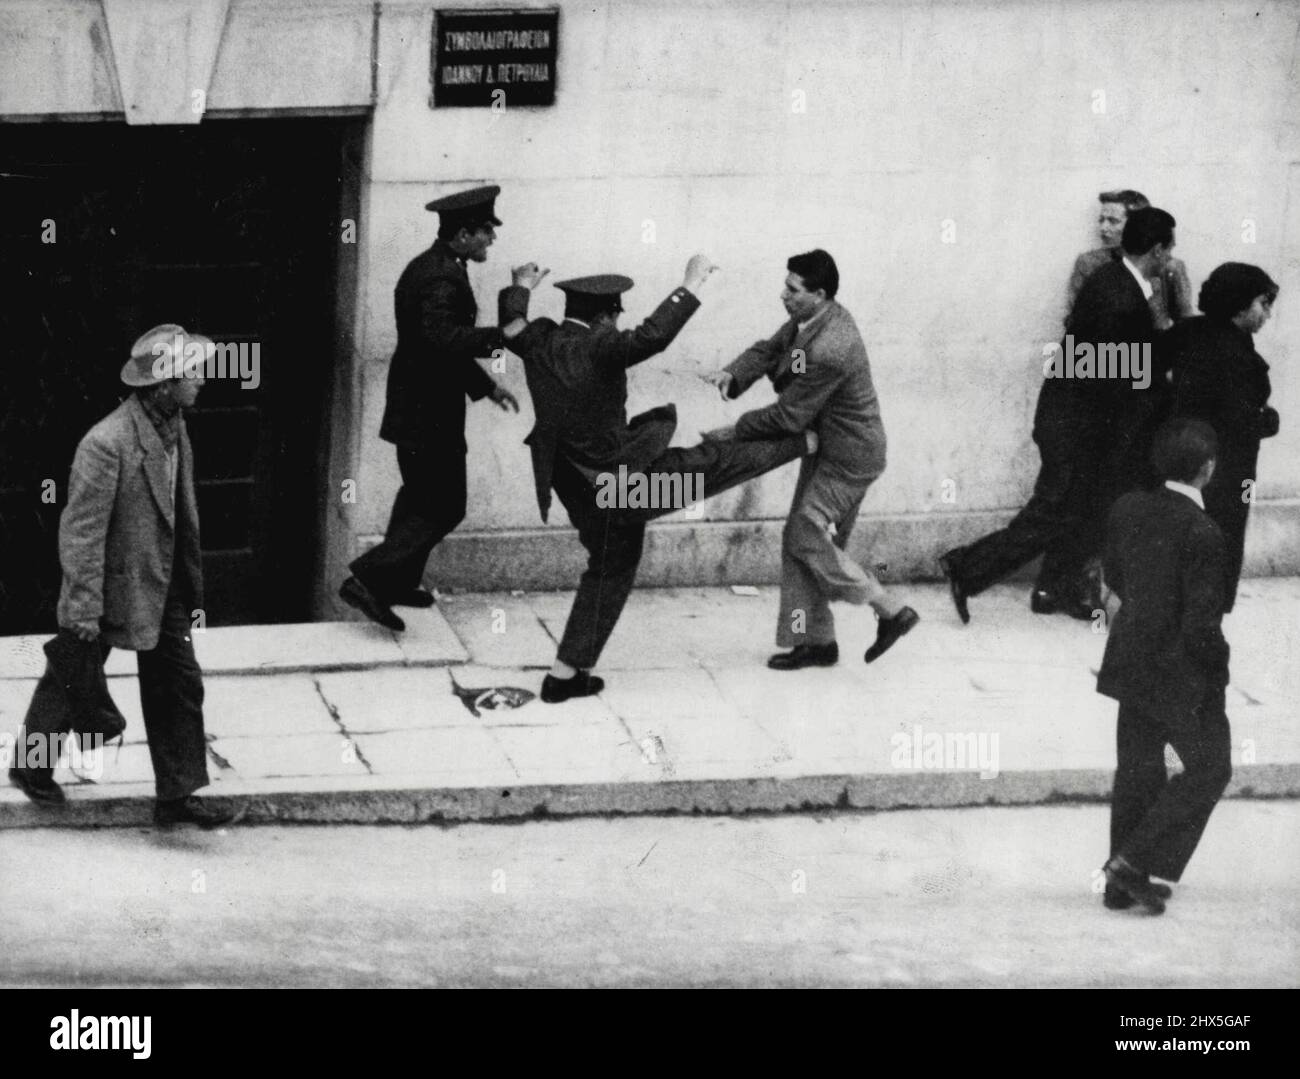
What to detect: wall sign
<box><xmin>433</xmin><ymin>8</ymin><xmax>559</xmax><ymax>107</ymax></box>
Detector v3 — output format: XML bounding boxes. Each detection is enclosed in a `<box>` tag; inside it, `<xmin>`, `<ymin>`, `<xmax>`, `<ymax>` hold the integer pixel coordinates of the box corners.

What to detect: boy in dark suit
<box><xmin>1097</xmin><ymin>418</ymin><xmax>1232</xmax><ymax>914</ymax></box>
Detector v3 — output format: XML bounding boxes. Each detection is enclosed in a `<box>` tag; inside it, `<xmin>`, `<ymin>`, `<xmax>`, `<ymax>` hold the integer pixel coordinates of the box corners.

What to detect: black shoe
<box><xmin>1104</xmin><ymin>878</ymin><xmax>1173</xmax><ymax>909</ymax></box>
<box><xmin>154</xmin><ymin>795</ymin><xmax>246</xmax><ymax>830</ymax></box>
<box><xmin>339</xmin><ymin>576</ymin><xmax>405</xmax><ymax>632</ymax></box>
<box><xmin>864</xmin><ymin>607</ymin><xmax>920</xmax><ymax>663</ymax></box>
<box><xmin>1103</xmin><ymin>857</ymin><xmax>1166</xmax><ymax>915</ymax></box>
<box><xmin>390</xmin><ymin>588</ymin><xmax>436</xmax><ymax>608</ymax></box>
<box><xmin>938</xmin><ymin>553</ymin><xmax>970</xmax><ymax>625</ymax></box>
<box><xmin>1031</xmin><ymin>589</ymin><xmax>1096</xmax><ymax>621</ymax></box>
<box><xmin>1103</xmin><ymin>883</ymin><xmax>1135</xmax><ymax>910</ymax></box>
<box><xmin>541</xmin><ymin>671</ymin><xmax>605</xmax><ymax>704</ymax></box>
<box><xmin>1030</xmin><ymin>589</ymin><xmax>1059</xmax><ymax>614</ymax></box>
<box><xmin>767</xmin><ymin>642</ymin><xmax>839</xmax><ymax>670</ymax></box>
<box><xmin>8</xmin><ymin>767</ymin><xmax>66</xmax><ymax>807</ymax></box>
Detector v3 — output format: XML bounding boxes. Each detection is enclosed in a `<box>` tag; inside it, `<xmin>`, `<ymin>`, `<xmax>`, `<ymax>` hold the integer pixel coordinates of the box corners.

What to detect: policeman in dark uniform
<box><xmin>498</xmin><ymin>257</ymin><xmax>814</xmax><ymax>702</ymax></box>
<box><xmin>341</xmin><ymin>185</ymin><xmax>542</xmax><ymax>631</ymax></box>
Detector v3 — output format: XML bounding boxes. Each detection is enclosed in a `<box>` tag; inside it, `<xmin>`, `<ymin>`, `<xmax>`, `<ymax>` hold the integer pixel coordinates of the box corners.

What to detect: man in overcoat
<box><xmin>705</xmin><ymin>249</ymin><xmax>918</xmax><ymax>670</ymax></box>
<box><xmin>340</xmin><ymin>185</ymin><xmax>528</xmax><ymax>632</ymax></box>
<box><xmin>1096</xmin><ymin>418</ymin><xmax>1232</xmax><ymax>914</ymax></box>
<box><xmin>499</xmin><ymin>256</ymin><xmax>812</xmax><ymax>702</ymax></box>
<box><xmin>8</xmin><ymin>324</ymin><xmax>239</xmax><ymax>827</ymax></box>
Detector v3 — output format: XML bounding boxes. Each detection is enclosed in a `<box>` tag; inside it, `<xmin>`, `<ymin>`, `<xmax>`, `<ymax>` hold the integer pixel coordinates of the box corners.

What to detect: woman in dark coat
<box><xmin>1167</xmin><ymin>263</ymin><xmax>1280</xmax><ymax>610</ymax></box>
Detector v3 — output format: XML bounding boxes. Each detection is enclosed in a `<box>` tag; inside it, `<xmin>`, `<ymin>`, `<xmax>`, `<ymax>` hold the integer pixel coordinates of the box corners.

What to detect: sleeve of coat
<box><xmin>724</xmin><ymin>326</ymin><xmax>786</xmax><ymax>398</ymax></box>
<box><xmin>1065</xmin><ymin>254</ymin><xmax>1090</xmax><ymax>316</ymax></box>
<box><xmin>419</xmin><ymin>276</ymin><xmax>501</xmax><ymax>401</ymax></box>
<box><xmin>57</xmin><ymin>433</ymin><xmax>120</xmax><ymax>626</ymax></box>
<box><xmin>590</xmin><ymin>287</ymin><xmax>701</xmax><ymax>369</ymax></box>
<box><xmin>1180</xmin><ymin>523</ymin><xmax>1230</xmax><ymax>681</ymax></box>
<box><xmin>1165</xmin><ymin>258</ymin><xmax>1195</xmax><ymax>320</ymax></box>
<box><xmin>734</xmin><ymin>354</ymin><xmax>847</xmax><ymax>440</ymax></box>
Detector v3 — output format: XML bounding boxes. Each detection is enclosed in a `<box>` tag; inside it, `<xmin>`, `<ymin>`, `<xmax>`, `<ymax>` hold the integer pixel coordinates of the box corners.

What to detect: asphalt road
<box><xmin>1</xmin><ymin>802</ymin><xmax>1296</xmax><ymax>988</ymax></box>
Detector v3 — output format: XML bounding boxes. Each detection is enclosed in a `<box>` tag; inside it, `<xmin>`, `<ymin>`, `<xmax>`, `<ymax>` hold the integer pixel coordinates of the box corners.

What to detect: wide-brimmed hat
<box><xmin>120</xmin><ymin>324</ymin><xmax>214</xmax><ymax>387</ymax></box>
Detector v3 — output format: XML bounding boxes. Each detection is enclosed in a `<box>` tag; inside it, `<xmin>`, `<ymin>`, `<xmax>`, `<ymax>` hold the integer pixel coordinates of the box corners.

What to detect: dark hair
<box><xmin>1120</xmin><ymin>207</ymin><xmax>1175</xmax><ymax>256</ymax></box>
<box><xmin>787</xmin><ymin>249</ymin><xmax>839</xmax><ymax>299</ymax></box>
<box><xmin>1098</xmin><ymin>189</ymin><xmax>1149</xmax><ymax>212</ymax></box>
<box><xmin>1198</xmin><ymin>262</ymin><xmax>1279</xmax><ymax>321</ymax></box>
<box><xmin>1151</xmin><ymin>417</ymin><xmax>1218</xmax><ymax>483</ymax></box>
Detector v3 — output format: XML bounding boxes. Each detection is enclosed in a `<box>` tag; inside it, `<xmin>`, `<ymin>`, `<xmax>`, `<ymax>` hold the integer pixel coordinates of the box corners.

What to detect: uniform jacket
<box><xmin>724</xmin><ymin>301</ymin><xmax>885</xmax><ymax>483</ymax></box>
<box><xmin>56</xmin><ymin>395</ymin><xmax>204</xmax><ymax>651</ymax></box>
<box><xmin>1097</xmin><ymin>486</ymin><xmax>1230</xmax><ymax>729</ymax></box>
<box><xmin>504</xmin><ymin>285</ymin><xmax>701</xmax><ymax>521</ymax></box>
<box><xmin>379</xmin><ymin>239</ymin><xmax>502</xmax><ymax>452</ymax></box>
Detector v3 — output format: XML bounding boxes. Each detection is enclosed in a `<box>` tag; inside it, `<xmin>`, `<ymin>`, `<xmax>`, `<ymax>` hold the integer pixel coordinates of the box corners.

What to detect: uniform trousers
<box><xmin>552</xmin><ymin>434</ymin><xmax>806</xmax><ymax>670</ymax></box>
<box><xmin>351</xmin><ymin>444</ymin><xmax>467</xmax><ymax>600</ymax></box>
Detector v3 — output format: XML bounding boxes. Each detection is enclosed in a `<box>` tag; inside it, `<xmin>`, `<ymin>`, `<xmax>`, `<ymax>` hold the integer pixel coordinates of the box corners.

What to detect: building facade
<box><xmin>1</xmin><ymin>0</ymin><xmax>1296</xmax><ymax>630</ymax></box>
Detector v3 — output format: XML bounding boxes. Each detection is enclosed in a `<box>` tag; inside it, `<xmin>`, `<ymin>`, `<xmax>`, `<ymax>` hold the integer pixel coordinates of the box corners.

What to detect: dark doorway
<box><xmin>0</xmin><ymin>118</ymin><xmax>351</xmax><ymax>633</ymax></box>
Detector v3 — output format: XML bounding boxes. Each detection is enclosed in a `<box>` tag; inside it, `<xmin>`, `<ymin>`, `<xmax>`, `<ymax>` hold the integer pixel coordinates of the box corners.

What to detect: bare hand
<box><xmin>67</xmin><ymin>619</ymin><xmax>100</xmax><ymax>642</ymax></box>
<box><xmin>702</xmin><ymin>425</ymin><xmax>736</xmax><ymax>443</ymax></box>
<box><xmin>700</xmin><ymin>370</ymin><xmax>734</xmax><ymax>400</ymax></box>
<box><xmin>490</xmin><ymin>384</ymin><xmax>520</xmax><ymax>413</ymax></box>
<box><xmin>683</xmin><ymin>253</ymin><xmax>718</xmax><ymax>292</ymax></box>
<box><xmin>512</xmin><ymin>263</ymin><xmax>550</xmax><ymax>290</ymax></box>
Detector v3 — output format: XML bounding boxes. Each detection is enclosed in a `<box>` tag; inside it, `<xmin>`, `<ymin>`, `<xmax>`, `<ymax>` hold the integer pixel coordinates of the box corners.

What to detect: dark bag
<box><xmin>43</xmin><ymin>630</ymin><xmax>127</xmax><ymax>749</ymax></box>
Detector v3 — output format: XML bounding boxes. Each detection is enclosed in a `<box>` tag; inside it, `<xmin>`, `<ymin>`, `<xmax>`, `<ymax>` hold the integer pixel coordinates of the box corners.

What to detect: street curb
<box><xmin>2</xmin><ymin>763</ymin><xmax>1296</xmax><ymax>829</ymax></box>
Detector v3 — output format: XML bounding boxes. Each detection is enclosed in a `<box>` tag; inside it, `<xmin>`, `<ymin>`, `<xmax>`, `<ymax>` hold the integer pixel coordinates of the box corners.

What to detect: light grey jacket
<box><xmin>56</xmin><ymin>395</ymin><xmax>204</xmax><ymax>650</ymax></box>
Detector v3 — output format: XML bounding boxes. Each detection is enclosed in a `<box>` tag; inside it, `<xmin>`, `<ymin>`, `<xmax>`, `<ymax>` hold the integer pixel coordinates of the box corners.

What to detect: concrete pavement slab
<box><xmin>436</xmin><ymin>594</ymin><xmax>556</xmax><ymax>668</ymax></box>
<box><xmin>210</xmin><ymin>732</ymin><xmax>368</xmax><ymax>781</ymax></box>
<box><xmin>354</xmin><ymin>726</ymin><xmax>515</xmax><ymax>779</ymax></box>
<box><xmin>1</xmin><ymin>580</ymin><xmax>1298</xmax><ymax>827</ymax></box>
<box><xmin>391</xmin><ymin>606</ymin><xmax>471</xmax><ymax>666</ymax></box>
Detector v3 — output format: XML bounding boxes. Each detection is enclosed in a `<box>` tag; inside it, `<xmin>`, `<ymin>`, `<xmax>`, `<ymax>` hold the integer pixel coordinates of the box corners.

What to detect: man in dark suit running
<box><xmin>1096</xmin><ymin>418</ymin><xmax>1232</xmax><ymax>914</ymax></box>
<box><xmin>940</xmin><ymin>207</ymin><xmax>1176</xmax><ymax>623</ymax></box>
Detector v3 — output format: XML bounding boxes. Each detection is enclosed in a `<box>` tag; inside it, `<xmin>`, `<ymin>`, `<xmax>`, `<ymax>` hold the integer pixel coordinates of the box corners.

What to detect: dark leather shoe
<box><xmin>938</xmin><ymin>553</ymin><xmax>970</xmax><ymax>625</ymax></box>
<box><xmin>541</xmin><ymin>671</ymin><xmax>605</xmax><ymax>704</ymax></box>
<box><xmin>1030</xmin><ymin>589</ymin><xmax>1059</xmax><ymax>614</ymax></box>
<box><xmin>767</xmin><ymin>642</ymin><xmax>839</xmax><ymax>670</ymax></box>
<box><xmin>154</xmin><ymin>796</ymin><xmax>246</xmax><ymax>830</ymax></box>
<box><xmin>1103</xmin><ymin>884</ymin><xmax>1135</xmax><ymax>910</ymax></box>
<box><xmin>1104</xmin><ymin>878</ymin><xmax>1173</xmax><ymax>909</ymax></box>
<box><xmin>1103</xmin><ymin>857</ymin><xmax>1166</xmax><ymax>914</ymax></box>
<box><xmin>8</xmin><ymin>767</ymin><xmax>66</xmax><ymax>807</ymax></box>
<box><xmin>1031</xmin><ymin>589</ymin><xmax>1096</xmax><ymax>621</ymax></box>
<box><xmin>390</xmin><ymin>588</ymin><xmax>436</xmax><ymax>608</ymax></box>
<box><xmin>864</xmin><ymin>607</ymin><xmax>920</xmax><ymax>663</ymax></box>
<box><xmin>339</xmin><ymin>576</ymin><xmax>405</xmax><ymax>632</ymax></box>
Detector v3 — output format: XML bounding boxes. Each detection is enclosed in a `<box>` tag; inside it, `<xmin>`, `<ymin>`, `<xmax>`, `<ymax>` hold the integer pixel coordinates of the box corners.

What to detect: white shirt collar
<box><xmin>1165</xmin><ymin>480</ymin><xmax>1205</xmax><ymax>510</ymax></box>
<box><xmin>1121</xmin><ymin>255</ymin><xmax>1154</xmax><ymax>300</ymax></box>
